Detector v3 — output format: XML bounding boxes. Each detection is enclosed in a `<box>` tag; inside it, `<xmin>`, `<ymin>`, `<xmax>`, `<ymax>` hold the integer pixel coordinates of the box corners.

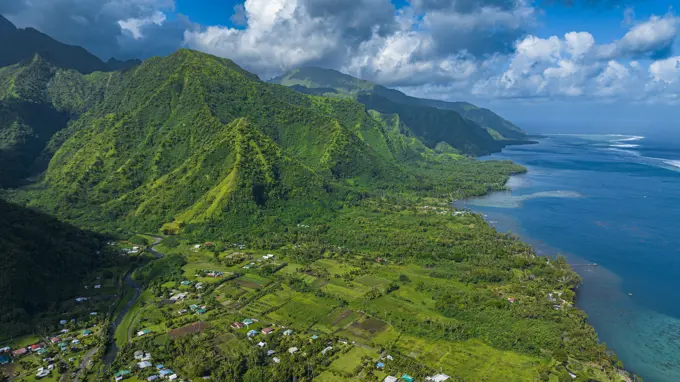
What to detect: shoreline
<box><xmin>457</xmin><ymin>172</ymin><xmax>636</xmax><ymax>381</ymax></box>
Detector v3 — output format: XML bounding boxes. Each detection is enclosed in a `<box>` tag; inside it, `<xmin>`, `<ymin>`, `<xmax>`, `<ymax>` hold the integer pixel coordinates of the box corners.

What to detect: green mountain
<box><xmin>0</xmin><ymin>55</ymin><xmax>116</xmax><ymax>187</ymax></box>
<box><xmin>12</xmin><ymin>49</ymin><xmax>447</xmax><ymax>235</ymax></box>
<box><xmin>0</xmin><ymin>199</ymin><xmax>105</xmax><ymax>336</ymax></box>
<box><xmin>270</xmin><ymin>67</ymin><xmax>528</xmax><ymax>141</ymax></box>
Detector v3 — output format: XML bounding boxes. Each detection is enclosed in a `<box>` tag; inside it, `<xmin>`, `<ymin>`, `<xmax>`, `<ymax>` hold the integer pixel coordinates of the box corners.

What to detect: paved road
<box><xmin>102</xmin><ymin>236</ymin><xmax>165</xmax><ymax>365</ymax></box>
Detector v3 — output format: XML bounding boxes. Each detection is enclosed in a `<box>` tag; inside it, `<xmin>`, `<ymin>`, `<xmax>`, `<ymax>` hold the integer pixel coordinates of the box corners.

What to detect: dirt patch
<box><xmin>234</xmin><ymin>279</ymin><xmax>261</xmax><ymax>289</ymax></box>
<box><xmin>333</xmin><ymin>309</ymin><xmax>355</xmax><ymax>326</ymax></box>
<box><xmin>169</xmin><ymin>321</ymin><xmax>211</xmax><ymax>338</ymax></box>
<box><xmin>350</xmin><ymin>317</ymin><xmax>387</xmax><ymax>334</ymax></box>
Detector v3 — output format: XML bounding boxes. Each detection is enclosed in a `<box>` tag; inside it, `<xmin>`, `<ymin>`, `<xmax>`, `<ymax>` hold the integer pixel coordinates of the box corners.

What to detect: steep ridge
<box><xmin>270</xmin><ymin>67</ymin><xmax>528</xmax><ymax>141</ymax></box>
<box><xmin>0</xmin><ymin>55</ymin><xmax>118</xmax><ymax>186</ymax></box>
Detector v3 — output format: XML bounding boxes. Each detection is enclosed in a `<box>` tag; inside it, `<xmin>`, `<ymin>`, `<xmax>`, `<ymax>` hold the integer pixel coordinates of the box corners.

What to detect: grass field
<box><xmin>327</xmin><ymin>346</ymin><xmax>378</xmax><ymax>374</ymax></box>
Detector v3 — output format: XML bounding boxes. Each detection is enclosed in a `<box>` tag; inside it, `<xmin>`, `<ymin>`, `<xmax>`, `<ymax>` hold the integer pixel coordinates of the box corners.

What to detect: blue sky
<box><xmin>3</xmin><ymin>0</ymin><xmax>680</xmax><ymax>130</ymax></box>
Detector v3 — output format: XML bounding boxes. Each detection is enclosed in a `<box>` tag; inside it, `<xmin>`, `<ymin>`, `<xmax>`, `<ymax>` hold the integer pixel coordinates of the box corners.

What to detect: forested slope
<box><xmin>0</xmin><ymin>199</ymin><xmax>105</xmax><ymax>336</ymax></box>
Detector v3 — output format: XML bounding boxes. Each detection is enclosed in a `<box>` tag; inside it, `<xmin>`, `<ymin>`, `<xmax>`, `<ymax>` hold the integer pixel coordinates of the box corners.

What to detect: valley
<box><xmin>0</xmin><ymin>13</ymin><xmax>631</xmax><ymax>382</ymax></box>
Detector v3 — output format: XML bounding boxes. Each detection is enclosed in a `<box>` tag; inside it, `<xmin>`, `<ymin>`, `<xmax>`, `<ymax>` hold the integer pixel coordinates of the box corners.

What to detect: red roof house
<box><xmin>12</xmin><ymin>348</ymin><xmax>27</xmax><ymax>357</ymax></box>
<box><xmin>231</xmin><ymin>322</ymin><xmax>245</xmax><ymax>329</ymax></box>
<box><xmin>29</xmin><ymin>344</ymin><xmax>42</xmax><ymax>351</ymax></box>
<box><xmin>50</xmin><ymin>337</ymin><xmax>61</xmax><ymax>344</ymax></box>
<box><xmin>262</xmin><ymin>328</ymin><xmax>275</xmax><ymax>335</ymax></box>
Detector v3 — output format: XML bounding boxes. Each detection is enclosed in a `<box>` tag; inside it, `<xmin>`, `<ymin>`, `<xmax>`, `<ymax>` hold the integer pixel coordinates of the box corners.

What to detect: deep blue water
<box><xmin>459</xmin><ymin>134</ymin><xmax>680</xmax><ymax>382</ymax></box>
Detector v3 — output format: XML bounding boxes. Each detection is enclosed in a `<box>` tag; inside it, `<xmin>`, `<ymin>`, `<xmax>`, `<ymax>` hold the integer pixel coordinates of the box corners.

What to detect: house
<box><xmin>137</xmin><ymin>329</ymin><xmax>152</xmax><ymax>337</ymax></box>
<box><xmin>384</xmin><ymin>377</ymin><xmax>398</xmax><ymax>382</ymax></box>
<box><xmin>75</xmin><ymin>297</ymin><xmax>88</xmax><ymax>302</ymax></box>
<box><xmin>247</xmin><ymin>330</ymin><xmax>258</xmax><ymax>337</ymax></box>
<box><xmin>82</xmin><ymin>330</ymin><xmax>93</xmax><ymax>336</ymax></box>
<box><xmin>507</xmin><ymin>297</ymin><xmax>516</xmax><ymax>304</ymax></box>
<box><xmin>322</xmin><ymin>346</ymin><xmax>333</xmax><ymax>356</ymax></box>
<box><xmin>159</xmin><ymin>369</ymin><xmax>174</xmax><ymax>377</ymax></box>
<box><xmin>386</xmin><ymin>355</ymin><xmax>394</xmax><ymax>361</ymax></box>
<box><xmin>310</xmin><ymin>335</ymin><xmax>319</xmax><ymax>340</ymax></box>
<box><xmin>231</xmin><ymin>322</ymin><xmax>245</xmax><ymax>329</ymax></box>
<box><xmin>266</xmin><ymin>350</ymin><xmax>276</xmax><ymax>356</ymax></box>
<box><xmin>170</xmin><ymin>293</ymin><xmax>187</xmax><ymax>301</ymax></box>
<box><xmin>178</xmin><ymin>309</ymin><xmax>188</xmax><ymax>315</ymax></box>
<box><xmin>59</xmin><ymin>320</ymin><xmax>68</xmax><ymax>325</ymax></box>
<box><xmin>134</xmin><ymin>350</ymin><xmax>144</xmax><ymax>360</ymax></box>
<box><xmin>114</xmin><ymin>370</ymin><xmax>131</xmax><ymax>381</ymax></box>
<box><xmin>71</xmin><ymin>339</ymin><xmax>80</xmax><ymax>345</ymax></box>
<box><xmin>283</xmin><ymin>329</ymin><xmax>294</xmax><ymax>336</ymax></box>
<box><xmin>148</xmin><ymin>376</ymin><xmax>159</xmax><ymax>381</ymax></box>
<box><xmin>288</xmin><ymin>347</ymin><xmax>298</xmax><ymax>354</ymax></box>
<box><xmin>90</xmin><ymin>312</ymin><xmax>98</xmax><ymax>316</ymax></box>
<box><xmin>426</xmin><ymin>374</ymin><xmax>451</xmax><ymax>382</ymax></box>
<box><xmin>37</xmin><ymin>349</ymin><xmax>48</xmax><ymax>355</ymax></box>
<box><xmin>181</xmin><ymin>281</ymin><xmax>191</xmax><ymax>286</ymax></box>
<box><xmin>257</xmin><ymin>342</ymin><xmax>266</xmax><ymax>348</ymax></box>
<box><xmin>189</xmin><ymin>304</ymin><xmax>199</xmax><ymax>311</ymax></box>
<box><xmin>156</xmin><ymin>364</ymin><xmax>165</xmax><ymax>370</ymax></box>
<box><xmin>0</xmin><ymin>346</ymin><xmax>9</xmax><ymax>353</ymax></box>
<box><xmin>401</xmin><ymin>374</ymin><xmax>414</xmax><ymax>382</ymax></box>
<box><xmin>142</xmin><ymin>353</ymin><xmax>152</xmax><ymax>361</ymax></box>
<box><xmin>242</xmin><ymin>319</ymin><xmax>254</xmax><ymax>326</ymax></box>
<box><xmin>376</xmin><ymin>362</ymin><xmax>385</xmax><ymax>369</ymax></box>
<box><xmin>196</xmin><ymin>308</ymin><xmax>207</xmax><ymax>315</ymax></box>
<box><xmin>0</xmin><ymin>355</ymin><xmax>10</xmax><ymax>365</ymax></box>
<box><xmin>138</xmin><ymin>361</ymin><xmax>153</xmax><ymax>369</ymax></box>
<box><xmin>50</xmin><ymin>337</ymin><xmax>60</xmax><ymax>344</ymax></box>
<box><xmin>168</xmin><ymin>374</ymin><xmax>178</xmax><ymax>381</ymax></box>
<box><xmin>29</xmin><ymin>344</ymin><xmax>42</xmax><ymax>352</ymax></box>
<box><xmin>94</xmin><ymin>285</ymin><xmax>101</xmax><ymax>289</ymax></box>
<box><xmin>262</xmin><ymin>327</ymin><xmax>274</xmax><ymax>335</ymax></box>
<box><xmin>60</xmin><ymin>329</ymin><xmax>69</xmax><ymax>334</ymax></box>
<box><xmin>195</xmin><ymin>283</ymin><xmax>204</xmax><ymax>289</ymax></box>
<box><xmin>193</xmin><ymin>244</ymin><xmax>201</xmax><ymax>249</ymax></box>
<box><xmin>272</xmin><ymin>357</ymin><xmax>280</xmax><ymax>364</ymax></box>
<box><xmin>36</xmin><ymin>368</ymin><xmax>50</xmax><ymax>378</ymax></box>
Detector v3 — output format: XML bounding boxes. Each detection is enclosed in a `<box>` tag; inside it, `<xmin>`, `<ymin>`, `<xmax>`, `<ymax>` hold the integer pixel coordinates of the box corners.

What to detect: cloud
<box><xmin>649</xmin><ymin>56</ymin><xmax>680</xmax><ymax>83</ymax></box>
<box><xmin>598</xmin><ymin>13</ymin><xmax>679</xmax><ymax>60</ymax></box>
<box><xmin>184</xmin><ymin>0</ymin><xmax>536</xmax><ymax>81</ymax></box>
<box><xmin>119</xmin><ymin>11</ymin><xmax>166</xmax><ymax>40</ymax></box>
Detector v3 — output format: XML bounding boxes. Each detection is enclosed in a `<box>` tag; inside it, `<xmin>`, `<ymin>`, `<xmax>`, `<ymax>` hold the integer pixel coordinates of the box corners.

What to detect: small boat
<box><xmin>628</xmin><ymin>293</ymin><xmax>633</xmax><ymax>296</ymax></box>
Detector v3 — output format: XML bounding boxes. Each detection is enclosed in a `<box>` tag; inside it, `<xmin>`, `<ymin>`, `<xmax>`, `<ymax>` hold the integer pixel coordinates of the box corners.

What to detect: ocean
<box><xmin>458</xmin><ymin>134</ymin><xmax>680</xmax><ymax>382</ymax></box>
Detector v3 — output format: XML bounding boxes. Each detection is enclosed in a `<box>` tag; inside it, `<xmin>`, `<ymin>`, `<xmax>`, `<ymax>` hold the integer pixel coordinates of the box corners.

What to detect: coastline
<box><xmin>456</xmin><ymin>172</ymin><xmax>636</xmax><ymax>381</ymax></box>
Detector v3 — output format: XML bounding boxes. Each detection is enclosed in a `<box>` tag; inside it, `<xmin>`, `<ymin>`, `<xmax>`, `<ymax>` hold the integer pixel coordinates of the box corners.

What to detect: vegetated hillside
<box><xmin>0</xmin><ymin>199</ymin><xmax>105</xmax><ymax>336</ymax></box>
<box><xmin>0</xmin><ymin>55</ymin><xmax>118</xmax><ymax>186</ymax></box>
<box><xmin>270</xmin><ymin>67</ymin><xmax>528</xmax><ymax>140</ymax></box>
<box><xmin>18</xmin><ymin>49</ymin><xmax>457</xmax><ymax>236</ymax></box>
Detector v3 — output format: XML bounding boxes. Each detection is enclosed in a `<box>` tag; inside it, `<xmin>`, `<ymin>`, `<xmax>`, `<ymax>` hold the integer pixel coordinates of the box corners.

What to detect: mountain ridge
<box><xmin>270</xmin><ymin>66</ymin><xmax>528</xmax><ymax>141</ymax></box>
<box><xmin>0</xmin><ymin>13</ymin><xmax>140</xmax><ymax>73</ymax></box>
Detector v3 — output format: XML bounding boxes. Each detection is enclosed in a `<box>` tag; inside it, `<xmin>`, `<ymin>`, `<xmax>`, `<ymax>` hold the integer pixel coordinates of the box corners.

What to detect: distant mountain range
<box><xmin>0</xmin><ymin>14</ymin><xmax>140</xmax><ymax>73</ymax></box>
<box><xmin>270</xmin><ymin>67</ymin><xmax>528</xmax><ymax>141</ymax></box>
